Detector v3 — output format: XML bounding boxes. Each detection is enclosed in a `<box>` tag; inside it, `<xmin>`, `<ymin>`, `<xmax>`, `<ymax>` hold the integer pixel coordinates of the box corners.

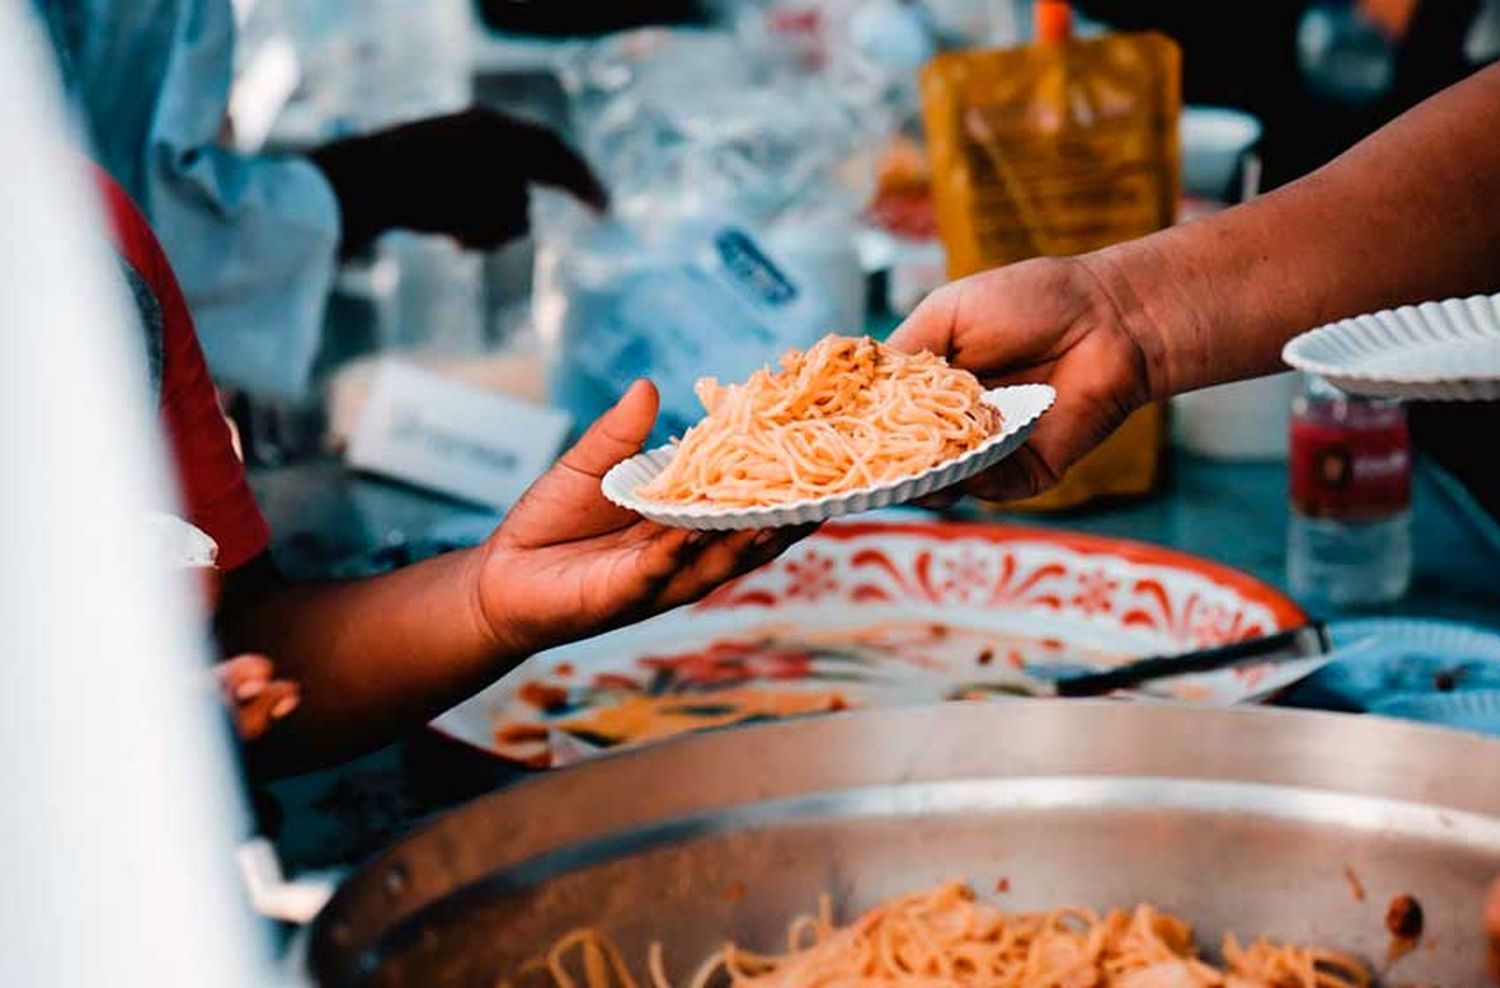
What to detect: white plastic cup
<box><xmin>765</xmin><ymin>219</ymin><xmax>868</xmax><ymax>333</ymax></box>
<box><xmin>1180</xmin><ymin>106</ymin><xmax>1263</xmax><ymax>202</ymax></box>
<box><xmin>1172</xmin><ymin>372</ymin><xmax>1298</xmax><ymax>461</ymax></box>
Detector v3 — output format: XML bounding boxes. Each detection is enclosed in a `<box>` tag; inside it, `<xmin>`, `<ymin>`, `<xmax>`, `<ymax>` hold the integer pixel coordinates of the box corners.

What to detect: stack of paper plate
<box><xmin>1282</xmin><ymin>292</ymin><xmax>1500</xmax><ymax>400</ymax></box>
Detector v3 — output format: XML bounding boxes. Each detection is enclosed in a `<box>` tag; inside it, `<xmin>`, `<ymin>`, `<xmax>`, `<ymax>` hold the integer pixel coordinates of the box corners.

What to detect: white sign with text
<box><xmin>347</xmin><ymin>359</ymin><xmax>572</xmax><ymax>509</ymax></box>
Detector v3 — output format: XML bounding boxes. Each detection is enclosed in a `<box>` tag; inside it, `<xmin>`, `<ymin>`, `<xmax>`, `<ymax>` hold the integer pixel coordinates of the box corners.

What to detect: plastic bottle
<box><xmin>1287</xmin><ymin>374</ymin><xmax>1412</xmax><ymax>607</ymax></box>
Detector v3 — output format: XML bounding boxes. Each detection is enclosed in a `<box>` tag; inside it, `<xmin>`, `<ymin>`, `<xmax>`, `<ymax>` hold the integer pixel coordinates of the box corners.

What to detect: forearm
<box><xmin>1089</xmin><ymin>63</ymin><xmax>1500</xmax><ymax>398</ymax></box>
<box><xmin>219</xmin><ymin>548</ymin><xmax>511</xmax><ymax>773</ymax></box>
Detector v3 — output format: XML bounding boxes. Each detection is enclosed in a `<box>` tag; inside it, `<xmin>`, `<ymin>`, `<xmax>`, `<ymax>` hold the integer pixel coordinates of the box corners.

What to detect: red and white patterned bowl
<box><xmin>431</xmin><ymin>518</ymin><xmax>1306</xmax><ymax>767</ymax></box>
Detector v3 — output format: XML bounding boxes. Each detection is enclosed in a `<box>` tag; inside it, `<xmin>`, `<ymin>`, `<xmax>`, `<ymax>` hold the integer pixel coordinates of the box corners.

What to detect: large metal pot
<box><xmin>310</xmin><ymin>702</ymin><xmax>1500</xmax><ymax>985</ymax></box>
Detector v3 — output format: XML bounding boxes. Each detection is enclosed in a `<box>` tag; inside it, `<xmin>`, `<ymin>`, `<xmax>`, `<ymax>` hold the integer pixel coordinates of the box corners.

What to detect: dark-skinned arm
<box><xmin>891</xmin><ymin>64</ymin><xmax>1500</xmax><ymax>502</ymax></box>
<box><xmin>217</xmin><ymin>382</ymin><xmax>805</xmax><ymax>775</ymax></box>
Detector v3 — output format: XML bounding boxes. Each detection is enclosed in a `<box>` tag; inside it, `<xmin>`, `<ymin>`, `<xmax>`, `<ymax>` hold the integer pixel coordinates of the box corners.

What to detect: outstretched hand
<box><xmin>311</xmin><ymin>106</ymin><xmax>608</xmax><ymax>256</ymax></box>
<box><xmin>887</xmin><ymin>256</ymin><xmax>1153</xmax><ymax>503</ymax></box>
<box><xmin>475</xmin><ymin>381</ymin><xmax>813</xmax><ymax>660</ymax></box>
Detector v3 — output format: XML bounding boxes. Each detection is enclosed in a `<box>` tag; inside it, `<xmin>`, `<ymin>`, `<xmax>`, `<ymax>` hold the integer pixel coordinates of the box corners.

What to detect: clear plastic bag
<box><xmin>534</xmin><ymin>25</ymin><xmax>913</xmax><ymax>446</ymax></box>
<box><xmin>558</xmin><ymin>26</ymin><xmax>887</xmax><ymax>232</ymax></box>
<box><xmin>532</xmin><ymin>193</ymin><xmax>835</xmax><ymax>447</ymax></box>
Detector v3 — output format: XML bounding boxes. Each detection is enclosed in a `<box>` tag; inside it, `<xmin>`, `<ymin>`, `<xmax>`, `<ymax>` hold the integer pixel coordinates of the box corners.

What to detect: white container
<box><xmin>1180</xmin><ymin>106</ymin><xmax>1262</xmax><ymax>201</ymax></box>
<box><xmin>765</xmin><ymin>219</ymin><xmax>868</xmax><ymax>332</ymax></box>
<box><xmin>1171</xmin><ymin>372</ymin><xmax>1298</xmax><ymax>461</ymax></box>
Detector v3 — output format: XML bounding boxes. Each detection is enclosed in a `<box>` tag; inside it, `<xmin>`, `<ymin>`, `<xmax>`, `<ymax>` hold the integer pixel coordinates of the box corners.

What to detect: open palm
<box><xmin>476</xmin><ymin>381</ymin><xmax>810</xmax><ymax>659</ymax></box>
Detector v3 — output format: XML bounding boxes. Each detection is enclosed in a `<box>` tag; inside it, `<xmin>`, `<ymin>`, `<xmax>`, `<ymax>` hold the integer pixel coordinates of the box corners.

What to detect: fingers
<box><xmin>216</xmin><ymin>654</ymin><xmax>300</xmax><ymax>742</ymax></box>
<box><xmin>557</xmin><ymin>380</ymin><xmax>658</xmax><ymax>479</ymax></box>
<box><xmin>620</xmin><ymin>527</ymin><xmax>753</xmax><ymax>610</ymax></box>
<box><xmin>232</xmin><ymin>680</ymin><xmax>301</xmax><ymax>742</ymax></box>
<box><xmin>889</xmin><ymin>259</ymin><xmax>1102</xmax><ymax>373</ymax></box>
<box><xmin>711</xmin><ymin>524</ymin><xmax>818</xmax><ymax>592</ymax></box>
<box><xmin>494</xmin><ymin>384</ymin><xmax>659</xmax><ymax>549</ymax></box>
<box><xmin>649</xmin><ymin>523</ymin><xmax>818</xmax><ymax>612</ymax></box>
<box><xmin>667</xmin><ymin>530</ymin><xmax>763</xmax><ymax>601</ymax></box>
<box><xmin>959</xmin><ymin>443</ymin><xmax>1059</xmax><ymax>503</ymax></box>
<box><xmin>959</xmin><ymin>383</ymin><xmax>1128</xmax><ymax>504</ymax></box>
<box><xmin>891</xmin><ymin>277</ymin><xmax>1058</xmax><ymax>504</ymax></box>
<box><xmin>913</xmin><ymin>489</ymin><xmax>964</xmax><ymax>511</ymax></box>
<box><xmin>958</xmin><ymin>351</ymin><xmax>1144</xmax><ymax>504</ymax></box>
<box><xmin>566</xmin><ymin>527</ymin><xmax>733</xmax><ymax>634</ymax></box>
<box><xmin>518</xmin><ymin>122</ymin><xmax>609</xmax><ymax>213</ymax></box>
<box><xmin>617</xmin><ymin>523</ymin><xmax>807</xmax><ymax>620</ymax></box>
<box><xmin>215</xmin><ymin>654</ymin><xmax>274</xmax><ymax>701</ymax></box>
<box><xmin>887</xmin><ymin>281</ymin><xmax>961</xmax><ymax>357</ymax></box>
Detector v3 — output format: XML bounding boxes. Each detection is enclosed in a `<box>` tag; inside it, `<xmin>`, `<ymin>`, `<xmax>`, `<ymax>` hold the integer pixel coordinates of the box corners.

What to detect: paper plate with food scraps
<box><xmin>601</xmin><ymin>335</ymin><xmax>1055</xmax><ymax>530</ymax></box>
<box><xmin>431</xmin><ymin>518</ymin><xmax>1311</xmax><ymax>768</ymax></box>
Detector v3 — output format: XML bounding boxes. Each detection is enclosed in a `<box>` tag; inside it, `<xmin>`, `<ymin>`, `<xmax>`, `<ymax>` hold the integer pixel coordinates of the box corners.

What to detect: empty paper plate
<box><xmin>1283</xmin><ymin>293</ymin><xmax>1500</xmax><ymax>400</ymax></box>
<box><xmin>602</xmin><ymin>384</ymin><xmax>1055</xmax><ymax>531</ymax></box>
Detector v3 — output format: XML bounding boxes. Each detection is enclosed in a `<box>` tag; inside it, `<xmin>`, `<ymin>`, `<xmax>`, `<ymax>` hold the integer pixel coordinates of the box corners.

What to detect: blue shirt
<box><xmin>33</xmin><ymin>0</ymin><xmax>340</xmax><ymax>399</ymax></box>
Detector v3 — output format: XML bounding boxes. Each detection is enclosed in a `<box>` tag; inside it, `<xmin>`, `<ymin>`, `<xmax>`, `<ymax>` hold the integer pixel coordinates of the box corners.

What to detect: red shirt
<box><xmin>94</xmin><ymin>167</ymin><xmax>271</xmax><ymax>572</ymax></box>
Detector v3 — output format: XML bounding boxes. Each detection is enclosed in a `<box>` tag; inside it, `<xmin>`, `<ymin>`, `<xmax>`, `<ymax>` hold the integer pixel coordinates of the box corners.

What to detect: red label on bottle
<box><xmin>1290</xmin><ymin>417</ymin><xmax>1411</xmax><ymax>520</ymax></box>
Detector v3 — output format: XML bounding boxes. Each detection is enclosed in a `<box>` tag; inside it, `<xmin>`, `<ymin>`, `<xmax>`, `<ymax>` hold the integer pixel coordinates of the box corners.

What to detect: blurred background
<box><xmin>215</xmin><ymin>0</ymin><xmax>1499</xmax><ymax>578</ymax></box>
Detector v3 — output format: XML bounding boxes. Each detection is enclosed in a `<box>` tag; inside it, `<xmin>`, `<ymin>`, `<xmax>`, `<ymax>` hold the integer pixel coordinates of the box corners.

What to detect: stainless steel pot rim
<box><xmin>310</xmin><ymin>701</ymin><xmax>1500</xmax><ymax>984</ymax></box>
<box><xmin>344</xmin><ymin>774</ymin><xmax>1500</xmax><ymax>968</ymax></box>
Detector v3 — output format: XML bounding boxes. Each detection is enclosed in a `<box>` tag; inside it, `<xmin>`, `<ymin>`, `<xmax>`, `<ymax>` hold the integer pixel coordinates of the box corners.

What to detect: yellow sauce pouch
<box><xmin>921</xmin><ymin>30</ymin><xmax>1181</xmax><ymax>510</ymax></box>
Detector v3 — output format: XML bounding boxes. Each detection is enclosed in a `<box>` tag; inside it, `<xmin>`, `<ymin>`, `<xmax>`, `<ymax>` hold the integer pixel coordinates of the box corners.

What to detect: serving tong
<box><xmin>1029</xmin><ymin>623</ymin><xmax>1336</xmax><ymax>698</ymax></box>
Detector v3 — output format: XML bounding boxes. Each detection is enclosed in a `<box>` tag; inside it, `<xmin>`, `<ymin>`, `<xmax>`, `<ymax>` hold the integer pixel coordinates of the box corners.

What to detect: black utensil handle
<box><xmin>1056</xmin><ymin>623</ymin><xmax>1330</xmax><ymax>698</ymax></box>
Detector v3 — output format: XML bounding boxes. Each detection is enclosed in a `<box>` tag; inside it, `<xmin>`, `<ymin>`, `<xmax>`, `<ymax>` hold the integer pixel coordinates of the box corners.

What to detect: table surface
<box><xmin>251</xmin><ymin>454</ymin><xmax>1500</xmax><ymax>878</ymax></box>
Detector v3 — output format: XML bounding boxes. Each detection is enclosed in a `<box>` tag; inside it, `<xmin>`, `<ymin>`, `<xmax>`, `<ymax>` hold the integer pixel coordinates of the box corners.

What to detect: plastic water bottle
<box><xmin>1287</xmin><ymin>375</ymin><xmax>1412</xmax><ymax>607</ymax></box>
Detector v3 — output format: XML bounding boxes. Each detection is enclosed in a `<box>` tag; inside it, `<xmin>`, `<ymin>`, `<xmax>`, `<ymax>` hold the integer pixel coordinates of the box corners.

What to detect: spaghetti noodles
<box><xmin>506</xmin><ymin>881</ymin><xmax>1371</xmax><ymax>988</ymax></box>
<box><xmin>638</xmin><ymin>335</ymin><xmax>1001</xmax><ymax>507</ymax></box>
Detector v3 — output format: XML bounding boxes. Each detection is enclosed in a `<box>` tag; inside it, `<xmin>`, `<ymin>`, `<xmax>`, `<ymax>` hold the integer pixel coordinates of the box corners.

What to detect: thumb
<box><xmin>559</xmin><ymin>380</ymin><xmax>658</xmax><ymax>478</ymax></box>
<box><xmin>886</xmin><ymin>282</ymin><xmax>960</xmax><ymax>357</ymax></box>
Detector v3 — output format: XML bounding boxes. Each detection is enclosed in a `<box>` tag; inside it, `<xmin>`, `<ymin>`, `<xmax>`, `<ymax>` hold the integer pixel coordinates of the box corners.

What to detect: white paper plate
<box><xmin>1294</xmin><ymin>618</ymin><xmax>1500</xmax><ymax>711</ymax></box>
<box><xmin>1282</xmin><ymin>293</ymin><xmax>1500</xmax><ymax>400</ymax></box>
<box><xmin>601</xmin><ymin>384</ymin><xmax>1056</xmax><ymax>530</ymax></box>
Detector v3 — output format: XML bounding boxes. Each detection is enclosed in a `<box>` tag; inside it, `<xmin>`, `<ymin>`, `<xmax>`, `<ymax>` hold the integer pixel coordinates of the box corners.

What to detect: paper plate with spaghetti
<box><xmin>602</xmin><ymin>335</ymin><xmax>1054</xmax><ymax>530</ymax></box>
